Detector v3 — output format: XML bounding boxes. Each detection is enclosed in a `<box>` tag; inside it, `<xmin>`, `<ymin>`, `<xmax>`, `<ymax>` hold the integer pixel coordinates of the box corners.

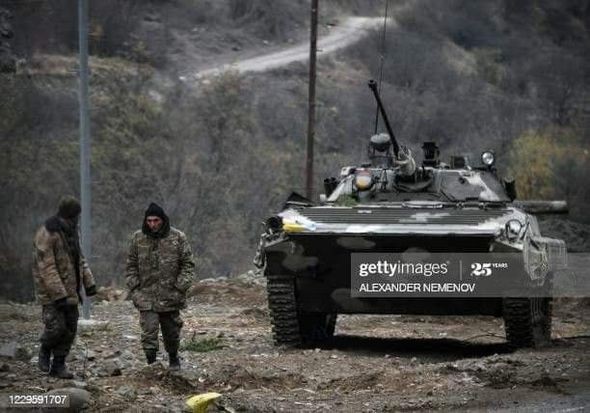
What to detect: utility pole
<box><xmin>78</xmin><ymin>0</ymin><xmax>91</xmax><ymax>319</ymax></box>
<box><xmin>306</xmin><ymin>0</ymin><xmax>318</xmax><ymax>200</ymax></box>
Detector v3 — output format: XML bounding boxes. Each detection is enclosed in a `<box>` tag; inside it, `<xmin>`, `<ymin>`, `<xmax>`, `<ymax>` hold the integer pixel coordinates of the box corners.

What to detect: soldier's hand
<box><xmin>85</xmin><ymin>285</ymin><xmax>97</xmax><ymax>297</ymax></box>
<box><xmin>54</xmin><ymin>297</ymin><xmax>69</xmax><ymax>309</ymax></box>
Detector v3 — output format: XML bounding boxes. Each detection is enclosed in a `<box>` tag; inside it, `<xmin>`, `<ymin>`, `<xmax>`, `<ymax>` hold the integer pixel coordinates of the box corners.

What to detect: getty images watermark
<box><xmin>350</xmin><ymin>253</ymin><xmax>590</xmax><ymax>298</ymax></box>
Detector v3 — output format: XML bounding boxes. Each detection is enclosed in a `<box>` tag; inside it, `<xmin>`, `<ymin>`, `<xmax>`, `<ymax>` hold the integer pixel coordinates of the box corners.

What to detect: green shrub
<box><xmin>181</xmin><ymin>336</ymin><xmax>225</xmax><ymax>353</ymax></box>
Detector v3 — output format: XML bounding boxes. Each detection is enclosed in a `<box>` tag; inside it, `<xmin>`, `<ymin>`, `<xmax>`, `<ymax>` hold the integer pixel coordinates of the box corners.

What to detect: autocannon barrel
<box><xmin>368</xmin><ymin>79</ymin><xmax>400</xmax><ymax>158</ymax></box>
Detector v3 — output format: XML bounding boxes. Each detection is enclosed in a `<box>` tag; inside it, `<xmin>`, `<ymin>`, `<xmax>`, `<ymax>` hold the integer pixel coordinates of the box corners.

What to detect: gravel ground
<box><xmin>0</xmin><ymin>279</ymin><xmax>588</xmax><ymax>412</ymax></box>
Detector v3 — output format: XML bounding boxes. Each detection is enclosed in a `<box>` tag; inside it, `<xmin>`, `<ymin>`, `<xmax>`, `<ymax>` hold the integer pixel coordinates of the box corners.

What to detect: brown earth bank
<box><xmin>0</xmin><ymin>278</ymin><xmax>588</xmax><ymax>412</ymax></box>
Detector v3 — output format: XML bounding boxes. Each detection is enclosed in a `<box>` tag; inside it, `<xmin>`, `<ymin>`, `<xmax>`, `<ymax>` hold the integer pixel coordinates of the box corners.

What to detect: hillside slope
<box><xmin>1</xmin><ymin>0</ymin><xmax>589</xmax><ymax>300</ymax></box>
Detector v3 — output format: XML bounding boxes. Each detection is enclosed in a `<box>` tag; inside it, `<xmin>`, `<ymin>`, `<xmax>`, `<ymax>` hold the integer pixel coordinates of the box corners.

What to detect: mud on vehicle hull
<box><xmin>264</xmin><ymin>233</ymin><xmax>552</xmax><ymax>349</ymax></box>
<box><xmin>266</xmin><ymin>233</ymin><xmax>499</xmax><ymax>314</ymax></box>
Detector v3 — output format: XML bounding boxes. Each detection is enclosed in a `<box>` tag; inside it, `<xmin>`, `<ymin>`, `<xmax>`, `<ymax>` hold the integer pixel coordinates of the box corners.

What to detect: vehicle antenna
<box><xmin>374</xmin><ymin>0</ymin><xmax>390</xmax><ymax>135</ymax></box>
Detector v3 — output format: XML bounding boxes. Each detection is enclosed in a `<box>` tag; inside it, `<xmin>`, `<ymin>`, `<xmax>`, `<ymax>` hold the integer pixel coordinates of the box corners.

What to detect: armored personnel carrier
<box><xmin>255</xmin><ymin>80</ymin><xmax>567</xmax><ymax>349</ymax></box>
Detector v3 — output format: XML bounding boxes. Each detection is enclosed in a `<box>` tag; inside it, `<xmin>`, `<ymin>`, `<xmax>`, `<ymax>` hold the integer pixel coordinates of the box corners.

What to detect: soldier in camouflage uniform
<box><xmin>32</xmin><ymin>196</ymin><xmax>97</xmax><ymax>378</ymax></box>
<box><xmin>126</xmin><ymin>203</ymin><xmax>195</xmax><ymax>370</ymax></box>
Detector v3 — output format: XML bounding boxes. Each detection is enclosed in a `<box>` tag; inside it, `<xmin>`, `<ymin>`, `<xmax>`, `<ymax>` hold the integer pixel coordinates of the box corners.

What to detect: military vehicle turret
<box><xmin>255</xmin><ymin>80</ymin><xmax>567</xmax><ymax>349</ymax></box>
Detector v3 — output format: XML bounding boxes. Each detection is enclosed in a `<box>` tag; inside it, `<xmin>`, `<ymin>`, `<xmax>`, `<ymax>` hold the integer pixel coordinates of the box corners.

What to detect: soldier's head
<box><xmin>144</xmin><ymin>202</ymin><xmax>166</xmax><ymax>232</ymax></box>
<box><xmin>57</xmin><ymin>196</ymin><xmax>81</xmax><ymax>223</ymax></box>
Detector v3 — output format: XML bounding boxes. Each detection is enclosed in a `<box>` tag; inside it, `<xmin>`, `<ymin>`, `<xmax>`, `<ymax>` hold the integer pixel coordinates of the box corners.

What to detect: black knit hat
<box><xmin>145</xmin><ymin>202</ymin><xmax>166</xmax><ymax>220</ymax></box>
<box><xmin>57</xmin><ymin>195</ymin><xmax>81</xmax><ymax>219</ymax></box>
<box><xmin>142</xmin><ymin>202</ymin><xmax>170</xmax><ymax>238</ymax></box>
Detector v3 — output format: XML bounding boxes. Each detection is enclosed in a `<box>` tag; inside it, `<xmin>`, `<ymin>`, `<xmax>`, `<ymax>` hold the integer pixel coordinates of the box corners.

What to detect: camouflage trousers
<box><xmin>139</xmin><ymin>310</ymin><xmax>183</xmax><ymax>354</ymax></box>
<box><xmin>40</xmin><ymin>304</ymin><xmax>79</xmax><ymax>357</ymax></box>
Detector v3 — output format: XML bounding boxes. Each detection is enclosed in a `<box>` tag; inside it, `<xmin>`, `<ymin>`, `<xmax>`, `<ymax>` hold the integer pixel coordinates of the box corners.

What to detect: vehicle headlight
<box><xmin>481</xmin><ymin>151</ymin><xmax>495</xmax><ymax>166</ymax></box>
<box><xmin>505</xmin><ymin>219</ymin><xmax>523</xmax><ymax>242</ymax></box>
<box><xmin>354</xmin><ymin>170</ymin><xmax>373</xmax><ymax>190</ymax></box>
<box><xmin>266</xmin><ymin>216</ymin><xmax>283</xmax><ymax>232</ymax></box>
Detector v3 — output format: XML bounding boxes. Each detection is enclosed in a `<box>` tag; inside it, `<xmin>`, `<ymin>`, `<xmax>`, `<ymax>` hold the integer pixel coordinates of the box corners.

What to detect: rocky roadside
<box><xmin>0</xmin><ymin>276</ymin><xmax>588</xmax><ymax>412</ymax></box>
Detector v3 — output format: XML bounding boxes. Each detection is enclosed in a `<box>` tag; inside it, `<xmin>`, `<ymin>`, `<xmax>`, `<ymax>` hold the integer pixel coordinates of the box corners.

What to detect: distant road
<box><xmin>192</xmin><ymin>17</ymin><xmax>385</xmax><ymax>79</ymax></box>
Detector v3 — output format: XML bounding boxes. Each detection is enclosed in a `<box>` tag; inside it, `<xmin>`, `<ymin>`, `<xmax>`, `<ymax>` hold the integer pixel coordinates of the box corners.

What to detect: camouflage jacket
<box><xmin>32</xmin><ymin>219</ymin><xmax>96</xmax><ymax>305</ymax></box>
<box><xmin>125</xmin><ymin>227</ymin><xmax>195</xmax><ymax>312</ymax></box>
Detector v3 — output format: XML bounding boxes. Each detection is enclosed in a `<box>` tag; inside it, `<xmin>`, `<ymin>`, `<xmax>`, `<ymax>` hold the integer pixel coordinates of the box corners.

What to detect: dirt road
<box><xmin>0</xmin><ymin>278</ymin><xmax>588</xmax><ymax>412</ymax></box>
<box><xmin>191</xmin><ymin>17</ymin><xmax>384</xmax><ymax>80</ymax></box>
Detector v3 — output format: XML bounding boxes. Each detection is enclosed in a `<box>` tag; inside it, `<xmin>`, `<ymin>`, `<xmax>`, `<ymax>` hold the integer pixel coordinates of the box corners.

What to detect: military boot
<box><xmin>38</xmin><ymin>345</ymin><xmax>51</xmax><ymax>373</ymax></box>
<box><xmin>168</xmin><ymin>353</ymin><xmax>180</xmax><ymax>371</ymax></box>
<box><xmin>49</xmin><ymin>356</ymin><xmax>74</xmax><ymax>379</ymax></box>
<box><xmin>145</xmin><ymin>350</ymin><xmax>157</xmax><ymax>365</ymax></box>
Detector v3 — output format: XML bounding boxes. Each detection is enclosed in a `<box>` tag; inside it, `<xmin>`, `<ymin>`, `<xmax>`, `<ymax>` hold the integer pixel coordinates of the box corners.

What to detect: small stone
<box><xmin>0</xmin><ymin>363</ymin><xmax>9</xmax><ymax>372</ymax></box>
<box><xmin>102</xmin><ymin>359</ymin><xmax>122</xmax><ymax>376</ymax></box>
<box><xmin>0</xmin><ymin>341</ymin><xmax>17</xmax><ymax>358</ymax></box>
<box><xmin>0</xmin><ymin>342</ymin><xmax>30</xmax><ymax>361</ymax></box>
<box><xmin>115</xmin><ymin>385</ymin><xmax>137</xmax><ymax>400</ymax></box>
<box><xmin>104</xmin><ymin>350</ymin><xmax>121</xmax><ymax>359</ymax></box>
<box><xmin>77</xmin><ymin>319</ymin><xmax>109</xmax><ymax>332</ymax></box>
<box><xmin>47</xmin><ymin>387</ymin><xmax>91</xmax><ymax>411</ymax></box>
<box><xmin>72</xmin><ymin>380</ymin><xmax>88</xmax><ymax>389</ymax></box>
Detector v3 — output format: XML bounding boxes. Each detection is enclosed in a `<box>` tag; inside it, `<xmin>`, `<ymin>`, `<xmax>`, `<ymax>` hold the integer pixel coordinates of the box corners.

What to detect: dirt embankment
<box><xmin>0</xmin><ymin>278</ymin><xmax>588</xmax><ymax>412</ymax></box>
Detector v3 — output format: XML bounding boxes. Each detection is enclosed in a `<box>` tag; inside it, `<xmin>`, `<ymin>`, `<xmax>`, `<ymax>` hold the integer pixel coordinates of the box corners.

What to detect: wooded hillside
<box><xmin>1</xmin><ymin>0</ymin><xmax>588</xmax><ymax>301</ymax></box>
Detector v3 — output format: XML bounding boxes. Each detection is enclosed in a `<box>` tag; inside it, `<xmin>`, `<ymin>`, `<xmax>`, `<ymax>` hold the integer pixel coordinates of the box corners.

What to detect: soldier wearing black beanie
<box><xmin>127</xmin><ymin>202</ymin><xmax>195</xmax><ymax>371</ymax></box>
<box><xmin>142</xmin><ymin>202</ymin><xmax>170</xmax><ymax>239</ymax></box>
<box><xmin>57</xmin><ymin>195</ymin><xmax>82</xmax><ymax>220</ymax></box>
